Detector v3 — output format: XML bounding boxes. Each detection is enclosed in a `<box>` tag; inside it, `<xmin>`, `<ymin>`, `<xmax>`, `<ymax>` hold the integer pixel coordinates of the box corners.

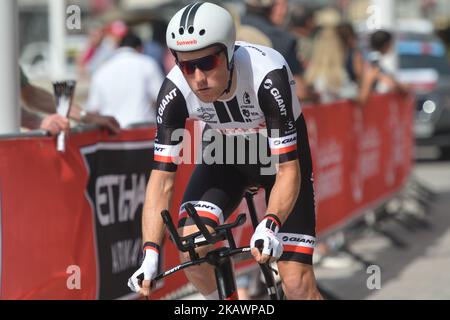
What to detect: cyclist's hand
<box><xmin>128</xmin><ymin>244</ymin><xmax>159</xmax><ymax>297</ymax></box>
<box><xmin>250</xmin><ymin>215</ymin><xmax>283</xmax><ymax>264</ymax></box>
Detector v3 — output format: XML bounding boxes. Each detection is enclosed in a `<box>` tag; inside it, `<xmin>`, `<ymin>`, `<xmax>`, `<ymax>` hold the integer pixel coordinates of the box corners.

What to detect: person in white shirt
<box><xmin>86</xmin><ymin>33</ymin><xmax>164</xmax><ymax>128</ymax></box>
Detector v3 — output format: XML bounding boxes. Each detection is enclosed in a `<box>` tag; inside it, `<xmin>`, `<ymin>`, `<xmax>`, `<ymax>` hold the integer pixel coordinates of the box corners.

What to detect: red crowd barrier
<box><xmin>0</xmin><ymin>93</ymin><xmax>414</xmax><ymax>299</ymax></box>
<box><xmin>304</xmin><ymin>93</ymin><xmax>414</xmax><ymax>235</ymax></box>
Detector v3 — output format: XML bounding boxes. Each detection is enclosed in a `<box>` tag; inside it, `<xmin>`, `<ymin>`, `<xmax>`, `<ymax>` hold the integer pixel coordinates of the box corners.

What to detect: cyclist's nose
<box><xmin>193</xmin><ymin>66</ymin><xmax>206</xmax><ymax>80</ymax></box>
<box><xmin>193</xmin><ymin>67</ymin><xmax>207</xmax><ymax>87</ymax></box>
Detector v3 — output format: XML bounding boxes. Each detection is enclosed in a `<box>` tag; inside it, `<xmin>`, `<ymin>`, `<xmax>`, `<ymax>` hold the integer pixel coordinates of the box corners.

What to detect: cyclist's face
<box><xmin>177</xmin><ymin>46</ymin><xmax>230</xmax><ymax>103</ymax></box>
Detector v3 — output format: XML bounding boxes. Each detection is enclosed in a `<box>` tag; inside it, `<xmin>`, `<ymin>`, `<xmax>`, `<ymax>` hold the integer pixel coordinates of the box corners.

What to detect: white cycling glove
<box><xmin>128</xmin><ymin>242</ymin><xmax>160</xmax><ymax>293</ymax></box>
<box><xmin>250</xmin><ymin>214</ymin><xmax>283</xmax><ymax>260</ymax></box>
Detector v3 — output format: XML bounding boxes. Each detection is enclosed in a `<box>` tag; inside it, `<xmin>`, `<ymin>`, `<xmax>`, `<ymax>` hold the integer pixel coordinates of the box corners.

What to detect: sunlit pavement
<box><xmin>180</xmin><ymin>154</ymin><xmax>450</xmax><ymax>300</ymax></box>
<box><xmin>315</xmin><ymin>157</ymin><xmax>450</xmax><ymax>300</ymax></box>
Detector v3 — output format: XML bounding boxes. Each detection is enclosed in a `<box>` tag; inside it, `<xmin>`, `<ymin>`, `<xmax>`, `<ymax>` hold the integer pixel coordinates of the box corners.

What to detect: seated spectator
<box><xmin>305</xmin><ymin>27</ymin><xmax>358</xmax><ymax>104</ymax></box>
<box><xmin>86</xmin><ymin>33</ymin><xmax>164</xmax><ymax>128</ymax></box>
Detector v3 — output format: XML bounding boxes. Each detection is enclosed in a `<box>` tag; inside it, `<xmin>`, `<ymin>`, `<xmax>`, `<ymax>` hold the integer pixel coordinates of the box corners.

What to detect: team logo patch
<box><xmin>176</xmin><ymin>39</ymin><xmax>198</xmax><ymax>46</ymax></box>
<box><xmin>264</xmin><ymin>79</ymin><xmax>273</xmax><ymax>90</ymax></box>
<box><xmin>243</xmin><ymin>92</ymin><xmax>251</xmax><ymax>104</ymax></box>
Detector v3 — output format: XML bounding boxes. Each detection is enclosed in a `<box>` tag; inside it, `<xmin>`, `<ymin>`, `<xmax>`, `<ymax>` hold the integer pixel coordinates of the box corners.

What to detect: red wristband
<box><xmin>264</xmin><ymin>214</ymin><xmax>282</xmax><ymax>229</ymax></box>
<box><xmin>143</xmin><ymin>241</ymin><xmax>160</xmax><ymax>254</ymax></box>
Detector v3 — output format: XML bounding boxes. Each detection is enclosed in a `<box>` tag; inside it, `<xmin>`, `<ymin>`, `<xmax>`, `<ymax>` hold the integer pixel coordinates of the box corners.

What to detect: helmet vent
<box><xmin>179</xmin><ymin>27</ymin><xmax>184</xmax><ymax>35</ymax></box>
<box><xmin>199</xmin><ymin>29</ymin><xmax>206</xmax><ymax>36</ymax></box>
<box><xmin>171</xmin><ymin>32</ymin><xmax>175</xmax><ymax>39</ymax></box>
<box><xmin>188</xmin><ymin>26</ymin><xmax>195</xmax><ymax>34</ymax></box>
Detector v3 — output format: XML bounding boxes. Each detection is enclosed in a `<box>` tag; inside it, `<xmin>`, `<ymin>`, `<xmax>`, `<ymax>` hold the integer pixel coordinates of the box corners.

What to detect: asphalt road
<box><xmin>315</xmin><ymin>157</ymin><xmax>450</xmax><ymax>300</ymax></box>
<box><xmin>182</xmin><ymin>151</ymin><xmax>450</xmax><ymax>300</ymax></box>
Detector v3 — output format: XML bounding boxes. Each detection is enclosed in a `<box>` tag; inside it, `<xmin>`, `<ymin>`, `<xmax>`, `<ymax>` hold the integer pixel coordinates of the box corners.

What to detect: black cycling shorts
<box><xmin>177</xmin><ymin>114</ymin><xmax>316</xmax><ymax>265</ymax></box>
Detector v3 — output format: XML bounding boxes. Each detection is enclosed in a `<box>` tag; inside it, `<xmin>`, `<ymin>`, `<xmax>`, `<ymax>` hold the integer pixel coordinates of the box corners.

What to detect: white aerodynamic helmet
<box><xmin>166</xmin><ymin>2</ymin><xmax>236</xmax><ymax>66</ymax></box>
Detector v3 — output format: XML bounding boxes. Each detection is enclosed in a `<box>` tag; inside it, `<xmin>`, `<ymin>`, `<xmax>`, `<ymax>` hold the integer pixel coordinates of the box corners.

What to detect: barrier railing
<box><xmin>0</xmin><ymin>93</ymin><xmax>414</xmax><ymax>300</ymax></box>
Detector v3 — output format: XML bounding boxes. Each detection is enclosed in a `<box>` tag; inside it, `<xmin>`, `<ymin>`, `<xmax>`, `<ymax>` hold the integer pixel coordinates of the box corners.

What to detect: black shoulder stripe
<box><xmin>186</xmin><ymin>2</ymin><xmax>204</xmax><ymax>29</ymax></box>
<box><xmin>180</xmin><ymin>3</ymin><xmax>195</xmax><ymax>29</ymax></box>
<box><xmin>156</xmin><ymin>78</ymin><xmax>189</xmax><ymax>127</ymax></box>
<box><xmin>258</xmin><ymin>66</ymin><xmax>295</xmax><ymax>123</ymax></box>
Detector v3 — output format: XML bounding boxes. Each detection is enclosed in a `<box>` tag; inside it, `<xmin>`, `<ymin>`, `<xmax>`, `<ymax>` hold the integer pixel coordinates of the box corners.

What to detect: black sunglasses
<box><xmin>177</xmin><ymin>48</ymin><xmax>224</xmax><ymax>75</ymax></box>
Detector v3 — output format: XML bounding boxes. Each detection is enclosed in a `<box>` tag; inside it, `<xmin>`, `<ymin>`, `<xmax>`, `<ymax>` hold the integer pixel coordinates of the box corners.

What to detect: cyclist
<box><xmin>128</xmin><ymin>2</ymin><xmax>322</xmax><ymax>300</ymax></box>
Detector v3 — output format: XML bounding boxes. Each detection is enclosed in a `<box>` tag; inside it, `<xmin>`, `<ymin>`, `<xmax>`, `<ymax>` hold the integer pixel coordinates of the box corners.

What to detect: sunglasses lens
<box><xmin>196</xmin><ymin>55</ymin><xmax>218</xmax><ymax>71</ymax></box>
<box><xmin>179</xmin><ymin>51</ymin><xmax>221</xmax><ymax>75</ymax></box>
<box><xmin>179</xmin><ymin>61</ymin><xmax>195</xmax><ymax>75</ymax></box>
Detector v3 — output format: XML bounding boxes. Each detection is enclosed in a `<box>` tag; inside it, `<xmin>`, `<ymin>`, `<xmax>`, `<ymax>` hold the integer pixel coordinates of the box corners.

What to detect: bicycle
<box><xmin>138</xmin><ymin>190</ymin><xmax>281</xmax><ymax>300</ymax></box>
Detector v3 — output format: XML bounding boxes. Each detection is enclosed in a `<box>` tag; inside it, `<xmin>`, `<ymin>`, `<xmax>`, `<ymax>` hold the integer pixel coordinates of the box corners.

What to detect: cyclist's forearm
<box><xmin>142</xmin><ymin>170</ymin><xmax>176</xmax><ymax>246</ymax></box>
<box><xmin>266</xmin><ymin>160</ymin><xmax>301</xmax><ymax>224</ymax></box>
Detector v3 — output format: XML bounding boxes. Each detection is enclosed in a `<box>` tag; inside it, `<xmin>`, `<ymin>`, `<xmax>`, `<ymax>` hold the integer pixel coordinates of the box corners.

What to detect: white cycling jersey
<box><xmin>154</xmin><ymin>41</ymin><xmax>302</xmax><ymax>171</ymax></box>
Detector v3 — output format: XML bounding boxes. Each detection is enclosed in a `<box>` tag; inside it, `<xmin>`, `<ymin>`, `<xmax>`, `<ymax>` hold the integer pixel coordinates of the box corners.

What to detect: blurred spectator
<box><xmin>315</xmin><ymin>6</ymin><xmax>341</xmax><ymax>28</ymax></box>
<box><xmin>242</xmin><ymin>0</ymin><xmax>315</xmax><ymax>100</ymax></box>
<box><xmin>86</xmin><ymin>33</ymin><xmax>164</xmax><ymax>128</ymax></box>
<box><xmin>225</xmin><ymin>3</ymin><xmax>273</xmax><ymax>47</ymax></box>
<box><xmin>20</xmin><ymin>66</ymin><xmax>120</xmax><ymax>135</ymax></box>
<box><xmin>242</xmin><ymin>0</ymin><xmax>300</xmax><ymax>74</ymax></box>
<box><xmin>143</xmin><ymin>20</ymin><xmax>167</xmax><ymax>75</ymax></box>
<box><xmin>289</xmin><ymin>7</ymin><xmax>317</xmax><ymax>68</ymax></box>
<box><xmin>78</xmin><ymin>21</ymin><xmax>105</xmax><ymax>76</ymax></box>
<box><xmin>237</xmin><ymin>24</ymin><xmax>273</xmax><ymax>48</ymax></box>
<box><xmin>358</xmin><ymin>30</ymin><xmax>409</xmax><ymax>106</ymax></box>
<box><xmin>336</xmin><ymin>23</ymin><xmax>365</xmax><ymax>85</ymax></box>
<box><xmin>269</xmin><ymin>0</ymin><xmax>289</xmax><ymax>27</ymax></box>
<box><xmin>305</xmin><ymin>27</ymin><xmax>358</xmax><ymax>104</ymax></box>
<box><xmin>79</xmin><ymin>20</ymin><xmax>128</xmax><ymax>76</ymax></box>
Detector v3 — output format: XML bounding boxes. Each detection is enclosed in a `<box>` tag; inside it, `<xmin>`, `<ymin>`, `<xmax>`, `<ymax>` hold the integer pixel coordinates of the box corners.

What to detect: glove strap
<box><xmin>263</xmin><ymin>214</ymin><xmax>282</xmax><ymax>232</ymax></box>
<box><xmin>143</xmin><ymin>241</ymin><xmax>160</xmax><ymax>254</ymax></box>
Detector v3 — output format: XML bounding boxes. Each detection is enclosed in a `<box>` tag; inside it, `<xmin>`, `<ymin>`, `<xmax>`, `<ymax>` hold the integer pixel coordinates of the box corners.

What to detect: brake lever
<box><xmin>136</xmin><ymin>273</ymin><xmax>156</xmax><ymax>300</ymax></box>
<box><xmin>253</xmin><ymin>241</ymin><xmax>278</xmax><ymax>275</ymax></box>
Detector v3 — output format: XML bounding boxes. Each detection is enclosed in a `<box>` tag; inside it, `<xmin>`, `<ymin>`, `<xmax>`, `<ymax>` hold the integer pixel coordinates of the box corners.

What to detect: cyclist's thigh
<box><xmin>178</xmin><ymin>163</ymin><xmax>248</xmax><ymax>231</ymax></box>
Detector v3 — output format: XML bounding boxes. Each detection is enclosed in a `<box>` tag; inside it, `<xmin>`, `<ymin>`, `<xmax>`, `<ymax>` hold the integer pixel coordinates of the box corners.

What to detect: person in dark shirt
<box><xmin>242</xmin><ymin>0</ymin><xmax>301</xmax><ymax>75</ymax></box>
<box><xmin>242</xmin><ymin>0</ymin><xmax>317</xmax><ymax>101</ymax></box>
<box><xmin>336</xmin><ymin>23</ymin><xmax>364</xmax><ymax>85</ymax></box>
<box><xmin>289</xmin><ymin>7</ymin><xmax>317</xmax><ymax>69</ymax></box>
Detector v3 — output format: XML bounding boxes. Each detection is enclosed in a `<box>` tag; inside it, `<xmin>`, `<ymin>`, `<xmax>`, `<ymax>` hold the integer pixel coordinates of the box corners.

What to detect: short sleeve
<box><xmin>153</xmin><ymin>78</ymin><xmax>189</xmax><ymax>172</ymax></box>
<box><xmin>258</xmin><ymin>66</ymin><xmax>298</xmax><ymax>163</ymax></box>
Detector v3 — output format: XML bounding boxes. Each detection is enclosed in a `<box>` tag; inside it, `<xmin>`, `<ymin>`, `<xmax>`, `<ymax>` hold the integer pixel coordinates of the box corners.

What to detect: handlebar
<box><xmin>138</xmin><ymin>203</ymin><xmax>250</xmax><ymax>284</ymax></box>
<box><xmin>163</xmin><ymin>203</ymin><xmax>247</xmax><ymax>258</ymax></box>
<box><xmin>137</xmin><ymin>195</ymin><xmax>279</xmax><ymax>300</ymax></box>
<box><xmin>151</xmin><ymin>246</ymin><xmax>252</xmax><ymax>283</ymax></box>
<box><xmin>137</xmin><ymin>206</ymin><xmax>249</xmax><ymax>286</ymax></box>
